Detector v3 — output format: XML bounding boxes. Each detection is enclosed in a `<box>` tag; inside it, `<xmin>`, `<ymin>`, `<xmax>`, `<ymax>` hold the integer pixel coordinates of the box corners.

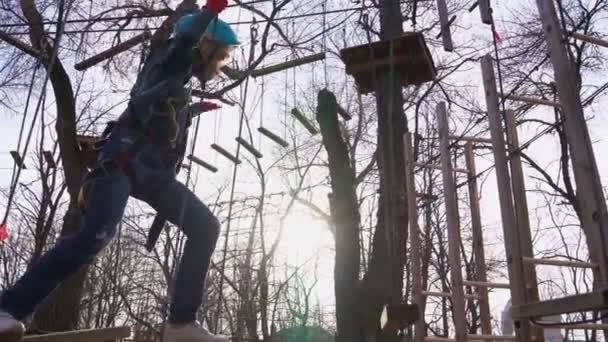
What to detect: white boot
<box><xmin>163</xmin><ymin>321</ymin><xmax>229</xmax><ymax>342</ymax></box>
<box><xmin>0</xmin><ymin>310</ymin><xmax>24</xmax><ymax>342</ymax></box>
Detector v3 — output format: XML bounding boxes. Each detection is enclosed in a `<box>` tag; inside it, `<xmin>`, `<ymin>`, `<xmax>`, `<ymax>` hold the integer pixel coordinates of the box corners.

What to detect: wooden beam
<box><xmin>422</xmin><ymin>291</ymin><xmax>481</xmax><ymax>300</ymax></box>
<box><xmin>251</xmin><ymin>52</ymin><xmax>325</xmax><ymax>77</ymax></box>
<box><xmin>437</xmin><ymin>0</ymin><xmax>454</xmax><ymax>52</ymax></box>
<box><xmin>23</xmin><ymin>327</ymin><xmax>130</xmax><ymax>342</ymax></box>
<box><xmin>450</xmin><ymin>135</ymin><xmax>493</xmax><ymax>144</ymax></box>
<box><xmin>291</xmin><ymin>108</ymin><xmax>319</xmax><ymax>135</ymax></box>
<box><xmin>75</xmin><ymin>31</ymin><xmax>151</xmax><ymax>71</ymax></box>
<box><xmin>414</xmin><ymin>162</ymin><xmax>468</xmax><ymax>174</ymax></box>
<box><xmin>462</xmin><ymin>280</ymin><xmax>511</xmax><ymax>289</ymax></box>
<box><xmin>536</xmin><ymin>0</ymin><xmax>608</xmax><ymax>286</ymax></box>
<box><xmin>438</xmin><ymin>103</ymin><xmax>467</xmax><ymax>342</ymax></box>
<box><xmin>211</xmin><ymin>144</ymin><xmax>242</xmax><ymax>164</ymax></box>
<box><xmin>511</xmin><ymin>290</ymin><xmax>608</xmax><ymax>318</ymax></box>
<box><xmin>235</xmin><ymin>137</ymin><xmax>263</xmax><ymax>158</ymax></box>
<box><xmin>500</xmin><ymin>93</ymin><xmax>561</xmax><ymax>108</ymax></box>
<box><xmin>522</xmin><ymin>256</ymin><xmax>598</xmax><ymax>269</ymax></box>
<box><xmin>404</xmin><ymin>132</ymin><xmax>426</xmax><ymax>342</ymax></box>
<box><xmin>482</xmin><ymin>54</ymin><xmax>541</xmax><ymax>342</ymax></box>
<box><xmin>187</xmin><ymin>155</ymin><xmax>218</xmax><ymax>173</ymax></box>
<box><xmin>533</xmin><ymin>322</ymin><xmax>608</xmax><ymax>330</ymax></box>
<box><xmin>258</xmin><ymin>127</ymin><xmax>289</xmax><ymax>148</ymax></box>
<box><xmin>571</xmin><ymin>32</ymin><xmax>608</xmax><ymax>48</ymax></box>
<box><xmin>464</xmin><ymin>143</ymin><xmax>493</xmax><ymax>336</ymax></box>
<box><xmin>505</xmin><ymin>110</ymin><xmax>543</xmax><ymax>314</ymax></box>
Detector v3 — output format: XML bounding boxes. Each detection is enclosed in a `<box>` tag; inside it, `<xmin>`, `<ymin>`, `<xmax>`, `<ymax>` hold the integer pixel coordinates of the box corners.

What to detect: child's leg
<box><xmin>145</xmin><ymin>179</ymin><xmax>220</xmax><ymax>324</ymax></box>
<box><xmin>0</xmin><ymin>171</ymin><xmax>131</xmax><ymax>320</ymax></box>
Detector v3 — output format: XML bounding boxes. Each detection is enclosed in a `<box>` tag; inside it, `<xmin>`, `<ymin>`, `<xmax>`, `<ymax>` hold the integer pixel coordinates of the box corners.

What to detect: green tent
<box><xmin>274</xmin><ymin>326</ymin><xmax>334</xmax><ymax>342</ymax></box>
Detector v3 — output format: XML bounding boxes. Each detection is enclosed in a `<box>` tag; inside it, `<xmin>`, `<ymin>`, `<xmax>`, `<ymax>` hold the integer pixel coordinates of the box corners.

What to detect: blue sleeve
<box><xmin>164</xmin><ymin>8</ymin><xmax>216</xmax><ymax>66</ymax></box>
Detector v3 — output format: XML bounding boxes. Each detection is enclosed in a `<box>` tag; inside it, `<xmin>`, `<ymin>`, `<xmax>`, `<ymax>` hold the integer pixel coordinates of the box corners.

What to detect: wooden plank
<box><xmin>437</xmin><ymin>102</ymin><xmax>467</xmax><ymax>342</ymax></box>
<box><xmin>211</xmin><ymin>144</ymin><xmax>242</xmax><ymax>164</ymax></box>
<box><xmin>336</xmin><ymin>104</ymin><xmax>352</xmax><ymax>121</ymax></box>
<box><xmin>464</xmin><ymin>143</ymin><xmax>493</xmax><ymax>336</ymax></box>
<box><xmin>187</xmin><ymin>155</ymin><xmax>218</xmax><ymax>173</ymax></box>
<box><xmin>414</xmin><ymin>162</ymin><xmax>468</xmax><ymax>174</ymax></box>
<box><xmin>500</xmin><ymin>93</ymin><xmax>561</xmax><ymax>108</ymax></box>
<box><xmin>251</xmin><ymin>52</ymin><xmax>325</xmax><ymax>77</ymax></box>
<box><xmin>522</xmin><ymin>256</ymin><xmax>598</xmax><ymax>269</ymax></box>
<box><xmin>235</xmin><ymin>137</ymin><xmax>263</xmax><ymax>158</ymax></box>
<box><xmin>437</xmin><ymin>0</ymin><xmax>454</xmax><ymax>52</ymax></box>
<box><xmin>422</xmin><ymin>291</ymin><xmax>481</xmax><ymax>300</ymax></box>
<box><xmin>505</xmin><ymin>110</ymin><xmax>543</xmax><ymax>313</ymax></box>
<box><xmin>462</xmin><ymin>280</ymin><xmax>511</xmax><ymax>289</ymax></box>
<box><xmin>536</xmin><ymin>0</ymin><xmax>608</xmax><ymax>286</ymax></box>
<box><xmin>291</xmin><ymin>108</ymin><xmax>319</xmax><ymax>135</ymax></box>
<box><xmin>478</xmin><ymin>0</ymin><xmax>492</xmax><ymax>25</ymax></box>
<box><xmin>23</xmin><ymin>327</ymin><xmax>130</xmax><ymax>342</ymax></box>
<box><xmin>450</xmin><ymin>135</ymin><xmax>492</xmax><ymax>144</ymax></box>
<box><xmin>481</xmin><ymin>54</ymin><xmax>540</xmax><ymax>342</ymax></box>
<box><xmin>571</xmin><ymin>32</ymin><xmax>608</xmax><ymax>48</ymax></box>
<box><xmin>404</xmin><ymin>132</ymin><xmax>426</xmax><ymax>342</ymax></box>
<box><xmin>75</xmin><ymin>31</ymin><xmax>151</xmax><ymax>70</ymax></box>
<box><xmin>511</xmin><ymin>290</ymin><xmax>608</xmax><ymax>318</ymax></box>
<box><xmin>258</xmin><ymin>127</ymin><xmax>289</xmax><ymax>148</ymax></box>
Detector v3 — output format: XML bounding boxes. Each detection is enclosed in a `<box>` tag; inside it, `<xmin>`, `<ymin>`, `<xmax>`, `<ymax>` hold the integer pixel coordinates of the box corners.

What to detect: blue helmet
<box><xmin>175</xmin><ymin>14</ymin><xmax>239</xmax><ymax>46</ymax></box>
<box><xmin>205</xmin><ymin>18</ymin><xmax>240</xmax><ymax>46</ymax></box>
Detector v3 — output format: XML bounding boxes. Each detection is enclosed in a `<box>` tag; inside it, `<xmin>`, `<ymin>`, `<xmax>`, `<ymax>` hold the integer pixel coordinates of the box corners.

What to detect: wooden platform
<box><xmin>23</xmin><ymin>326</ymin><xmax>130</xmax><ymax>342</ymax></box>
<box><xmin>380</xmin><ymin>303</ymin><xmax>419</xmax><ymax>332</ymax></box>
<box><xmin>339</xmin><ymin>32</ymin><xmax>437</xmax><ymax>94</ymax></box>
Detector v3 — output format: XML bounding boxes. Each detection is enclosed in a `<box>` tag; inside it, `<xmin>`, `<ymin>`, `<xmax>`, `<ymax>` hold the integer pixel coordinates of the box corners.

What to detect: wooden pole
<box><xmin>481</xmin><ymin>54</ymin><xmax>542</xmax><ymax>342</ymax></box>
<box><xmin>291</xmin><ymin>108</ymin><xmax>319</xmax><ymax>135</ymax></box>
<box><xmin>500</xmin><ymin>94</ymin><xmax>561</xmax><ymax>108</ymax></box>
<box><xmin>437</xmin><ymin>102</ymin><xmax>467</xmax><ymax>342</ymax></box>
<box><xmin>258</xmin><ymin>127</ymin><xmax>289</xmax><ymax>148</ymax></box>
<box><xmin>504</xmin><ymin>110</ymin><xmax>543</xmax><ymax>315</ymax></box>
<box><xmin>405</xmin><ymin>132</ymin><xmax>426</xmax><ymax>342</ymax></box>
<box><xmin>75</xmin><ymin>31</ymin><xmax>151</xmax><ymax>71</ymax></box>
<box><xmin>536</xmin><ymin>0</ymin><xmax>608</xmax><ymax>286</ymax></box>
<box><xmin>571</xmin><ymin>32</ymin><xmax>608</xmax><ymax>49</ymax></box>
<box><xmin>464</xmin><ymin>143</ymin><xmax>493</xmax><ymax>337</ymax></box>
<box><xmin>522</xmin><ymin>257</ymin><xmax>598</xmax><ymax>269</ymax></box>
<box><xmin>211</xmin><ymin>144</ymin><xmax>242</xmax><ymax>164</ymax></box>
<box><xmin>187</xmin><ymin>155</ymin><xmax>218</xmax><ymax>173</ymax></box>
<box><xmin>251</xmin><ymin>52</ymin><xmax>326</xmax><ymax>77</ymax></box>
<box><xmin>478</xmin><ymin>0</ymin><xmax>492</xmax><ymax>25</ymax></box>
<box><xmin>437</xmin><ymin>0</ymin><xmax>454</xmax><ymax>52</ymax></box>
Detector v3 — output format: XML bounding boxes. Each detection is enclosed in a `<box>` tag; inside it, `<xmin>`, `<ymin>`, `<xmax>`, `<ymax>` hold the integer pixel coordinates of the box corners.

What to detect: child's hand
<box><xmin>205</xmin><ymin>0</ymin><xmax>228</xmax><ymax>15</ymax></box>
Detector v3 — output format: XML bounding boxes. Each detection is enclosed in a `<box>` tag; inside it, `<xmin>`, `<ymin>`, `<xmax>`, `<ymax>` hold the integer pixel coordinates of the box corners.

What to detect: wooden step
<box><xmin>511</xmin><ymin>290</ymin><xmax>608</xmax><ymax>319</ymax></box>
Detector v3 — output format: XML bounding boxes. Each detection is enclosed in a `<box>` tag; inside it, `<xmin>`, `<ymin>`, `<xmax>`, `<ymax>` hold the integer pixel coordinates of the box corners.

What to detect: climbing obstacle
<box><xmin>23</xmin><ymin>327</ymin><xmax>130</xmax><ymax>342</ymax></box>
<box><xmin>339</xmin><ymin>32</ymin><xmax>437</xmax><ymax>94</ymax></box>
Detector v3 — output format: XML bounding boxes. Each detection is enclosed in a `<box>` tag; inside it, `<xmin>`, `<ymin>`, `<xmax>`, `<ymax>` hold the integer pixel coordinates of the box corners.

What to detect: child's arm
<box><xmin>164</xmin><ymin>1</ymin><xmax>228</xmax><ymax>67</ymax></box>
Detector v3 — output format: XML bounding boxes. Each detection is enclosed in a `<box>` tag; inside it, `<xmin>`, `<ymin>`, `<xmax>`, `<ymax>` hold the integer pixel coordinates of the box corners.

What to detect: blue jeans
<box><xmin>0</xmin><ymin>127</ymin><xmax>220</xmax><ymax>324</ymax></box>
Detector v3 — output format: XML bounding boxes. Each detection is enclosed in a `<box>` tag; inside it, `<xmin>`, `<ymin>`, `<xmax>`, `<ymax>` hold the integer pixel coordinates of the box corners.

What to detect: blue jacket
<box><xmin>118</xmin><ymin>8</ymin><xmax>215</xmax><ymax>146</ymax></box>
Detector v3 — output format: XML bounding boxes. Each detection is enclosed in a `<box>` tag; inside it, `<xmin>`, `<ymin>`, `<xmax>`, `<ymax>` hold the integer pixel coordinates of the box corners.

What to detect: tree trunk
<box><xmin>316</xmin><ymin>89</ymin><xmax>361</xmax><ymax>342</ymax></box>
<box><xmin>18</xmin><ymin>0</ymin><xmax>88</xmax><ymax>331</ymax></box>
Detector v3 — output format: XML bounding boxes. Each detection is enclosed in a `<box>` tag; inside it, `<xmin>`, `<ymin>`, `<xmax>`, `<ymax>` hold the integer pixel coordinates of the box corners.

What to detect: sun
<box><xmin>277</xmin><ymin>207</ymin><xmax>336</xmax><ymax>302</ymax></box>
